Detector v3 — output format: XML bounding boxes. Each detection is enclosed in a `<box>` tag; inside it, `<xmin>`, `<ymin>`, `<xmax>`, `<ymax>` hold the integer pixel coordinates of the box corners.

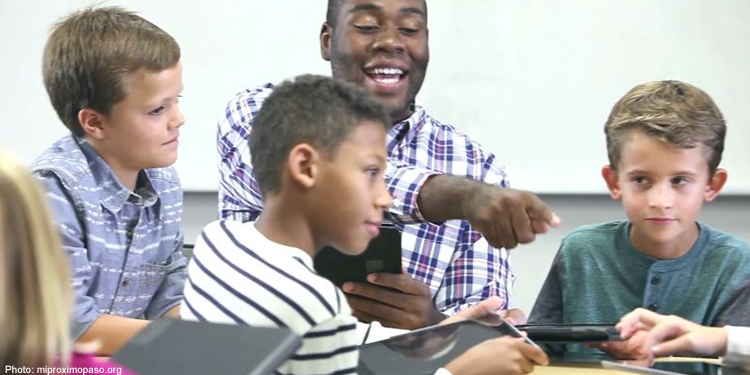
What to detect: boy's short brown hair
<box><xmin>251</xmin><ymin>75</ymin><xmax>390</xmax><ymax>196</ymax></box>
<box><xmin>604</xmin><ymin>80</ymin><xmax>726</xmax><ymax>176</ymax></box>
<box><xmin>42</xmin><ymin>6</ymin><xmax>180</xmax><ymax>137</ymax></box>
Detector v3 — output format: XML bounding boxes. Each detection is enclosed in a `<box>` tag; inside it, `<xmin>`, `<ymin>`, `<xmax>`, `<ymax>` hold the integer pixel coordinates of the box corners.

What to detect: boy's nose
<box><xmin>376</xmin><ymin>180</ymin><xmax>393</xmax><ymax>210</ymax></box>
<box><xmin>170</xmin><ymin>107</ymin><xmax>185</xmax><ymax>129</ymax></box>
<box><xmin>648</xmin><ymin>183</ymin><xmax>674</xmax><ymax>209</ymax></box>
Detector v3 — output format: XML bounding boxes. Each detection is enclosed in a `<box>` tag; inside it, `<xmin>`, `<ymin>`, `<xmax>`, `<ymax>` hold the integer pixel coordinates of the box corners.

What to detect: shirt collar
<box><xmin>622</xmin><ymin>221</ymin><xmax>708</xmax><ymax>270</ymax></box>
<box><xmin>388</xmin><ymin>105</ymin><xmax>428</xmax><ymax>150</ymax></box>
<box><xmin>75</xmin><ymin>137</ymin><xmax>159</xmax><ymax>212</ymax></box>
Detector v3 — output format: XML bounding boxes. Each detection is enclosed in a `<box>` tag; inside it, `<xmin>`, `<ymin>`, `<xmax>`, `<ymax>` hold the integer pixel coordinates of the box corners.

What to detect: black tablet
<box><xmin>113</xmin><ymin>319</ymin><xmax>302</xmax><ymax>375</ymax></box>
<box><xmin>314</xmin><ymin>224</ymin><xmax>402</xmax><ymax>286</ymax></box>
<box><xmin>357</xmin><ymin>318</ymin><xmax>532</xmax><ymax>375</ymax></box>
<box><xmin>516</xmin><ymin>323</ymin><xmax>621</xmax><ymax>343</ymax></box>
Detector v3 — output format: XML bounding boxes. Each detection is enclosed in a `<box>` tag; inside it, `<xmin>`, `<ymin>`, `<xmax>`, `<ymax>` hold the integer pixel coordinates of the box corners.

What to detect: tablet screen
<box><xmin>357</xmin><ymin>319</ymin><xmax>526</xmax><ymax>375</ymax></box>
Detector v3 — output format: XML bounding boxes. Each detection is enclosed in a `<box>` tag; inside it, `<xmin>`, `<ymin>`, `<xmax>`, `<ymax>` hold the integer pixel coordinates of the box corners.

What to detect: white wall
<box><xmin>182</xmin><ymin>192</ymin><xmax>750</xmax><ymax>313</ymax></box>
<box><xmin>2</xmin><ymin>0</ymin><xmax>749</xmax><ymax>194</ymax></box>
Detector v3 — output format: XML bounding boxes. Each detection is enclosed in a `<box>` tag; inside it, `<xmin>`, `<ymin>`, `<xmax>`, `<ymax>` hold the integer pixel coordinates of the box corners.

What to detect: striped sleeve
<box><xmin>182</xmin><ymin>220</ymin><xmax>361</xmax><ymax>375</ymax></box>
<box><xmin>279</xmin><ymin>315</ymin><xmax>359</xmax><ymax>375</ymax></box>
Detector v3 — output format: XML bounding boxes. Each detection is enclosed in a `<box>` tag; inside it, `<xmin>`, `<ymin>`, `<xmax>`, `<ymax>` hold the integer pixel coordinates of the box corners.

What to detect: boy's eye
<box><xmin>366</xmin><ymin>167</ymin><xmax>380</xmax><ymax>177</ymax></box>
<box><xmin>671</xmin><ymin>177</ymin><xmax>689</xmax><ymax>185</ymax></box>
<box><xmin>149</xmin><ymin>106</ymin><xmax>166</xmax><ymax>115</ymax></box>
<box><xmin>399</xmin><ymin>27</ymin><xmax>418</xmax><ymax>35</ymax></box>
<box><xmin>632</xmin><ymin>176</ymin><xmax>648</xmax><ymax>184</ymax></box>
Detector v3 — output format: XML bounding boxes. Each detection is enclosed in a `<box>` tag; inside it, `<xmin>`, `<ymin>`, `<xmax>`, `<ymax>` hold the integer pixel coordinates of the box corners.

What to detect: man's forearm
<box><xmin>417</xmin><ymin>174</ymin><xmax>478</xmax><ymax>223</ymax></box>
<box><xmin>417</xmin><ymin>174</ymin><xmax>558</xmax><ymax>249</ymax></box>
<box><xmin>76</xmin><ymin>314</ymin><xmax>150</xmax><ymax>355</ymax></box>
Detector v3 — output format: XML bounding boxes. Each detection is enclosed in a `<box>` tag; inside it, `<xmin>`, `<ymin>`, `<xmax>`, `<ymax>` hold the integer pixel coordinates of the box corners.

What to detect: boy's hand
<box><xmin>441</xmin><ymin>297</ymin><xmax>527</xmax><ymax>326</ymax></box>
<box><xmin>617</xmin><ymin>308</ymin><xmax>728</xmax><ymax>359</ymax></box>
<box><xmin>445</xmin><ymin>336</ymin><xmax>548</xmax><ymax>375</ymax></box>
<box><xmin>462</xmin><ymin>184</ymin><xmax>561</xmax><ymax>249</ymax></box>
<box><xmin>441</xmin><ymin>296</ymin><xmax>504</xmax><ymax>325</ymax></box>
<box><xmin>592</xmin><ymin>330</ymin><xmax>649</xmax><ymax>360</ymax></box>
<box><xmin>499</xmin><ymin>308</ymin><xmax>528</xmax><ymax>325</ymax></box>
<box><xmin>343</xmin><ymin>271</ymin><xmax>444</xmax><ymax>330</ymax></box>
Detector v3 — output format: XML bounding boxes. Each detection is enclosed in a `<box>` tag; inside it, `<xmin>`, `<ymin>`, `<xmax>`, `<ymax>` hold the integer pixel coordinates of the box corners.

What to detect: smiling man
<box><xmin>322</xmin><ymin>0</ymin><xmax>428</xmax><ymax>123</ymax></box>
<box><xmin>217</xmin><ymin>0</ymin><xmax>560</xmax><ymax>330</ymax></box>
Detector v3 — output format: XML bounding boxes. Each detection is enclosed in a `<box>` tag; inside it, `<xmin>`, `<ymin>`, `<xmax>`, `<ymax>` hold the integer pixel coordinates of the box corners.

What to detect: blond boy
<box><xmin>529</xmin><ymin>80</ymin><xmax>750</xmax><ymax>357</ymax></box>
<box><xmin>31</xmin><ymin>6</ymin><xmax>186</xmax><ymax>354</ymax></box>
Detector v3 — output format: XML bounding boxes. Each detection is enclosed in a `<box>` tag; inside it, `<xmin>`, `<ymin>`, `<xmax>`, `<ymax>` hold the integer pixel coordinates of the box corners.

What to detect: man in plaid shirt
<box><xmin>217</xmin><ymin>0</ymin><xmax>560</xmax><ymax>330</ymax></box>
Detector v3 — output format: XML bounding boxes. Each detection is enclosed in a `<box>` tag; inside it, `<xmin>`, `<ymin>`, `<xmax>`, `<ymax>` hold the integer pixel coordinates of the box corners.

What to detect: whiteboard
<box><xmin>1</xmin><ymin>0</ymin><xmax>748</xmax><ymax>194</ymax></box>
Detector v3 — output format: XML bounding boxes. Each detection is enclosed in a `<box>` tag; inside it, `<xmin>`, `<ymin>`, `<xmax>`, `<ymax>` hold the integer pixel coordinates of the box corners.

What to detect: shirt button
<box><xmin>650</xmin><ymin>276</ymin><xmax>661</xmax><ymax>285</ymax></box>
<box><xmin>647</xmin><ymin>303</ymin><xmax>659</xmax><ymax>312</ymax></box>
<box><xmin>121</xmin><ymin>278</ymin><xmax>131</xmax><ymax>287</ymax></box>
<box><xmin>126</xmin><ymin>229</ymin><xmax>134</xmax><ymax>237</ymax></box>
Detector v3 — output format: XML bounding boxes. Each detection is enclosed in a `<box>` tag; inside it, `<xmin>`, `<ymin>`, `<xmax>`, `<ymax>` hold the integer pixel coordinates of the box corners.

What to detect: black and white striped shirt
<box><xmin>181</xmin><ymin>220</ymin><xmax>359</xmax><ymax>375</ymax></box>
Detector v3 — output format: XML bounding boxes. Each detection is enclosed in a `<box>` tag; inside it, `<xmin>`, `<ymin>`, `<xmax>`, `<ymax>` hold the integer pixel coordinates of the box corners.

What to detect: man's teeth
<box><xmin>370</xmin><ymin>68</ymin><xmax>403</xmax><ymax>75</ymax></box>
<box><xmin>368</xmin><ymin>68</ymin><xmax>403</xmax><ymax>84</ymax></box>
<box><xmin>374</xmin><ymin>76</ymin><xmax>400</xmax><ymax>84</ymax></box>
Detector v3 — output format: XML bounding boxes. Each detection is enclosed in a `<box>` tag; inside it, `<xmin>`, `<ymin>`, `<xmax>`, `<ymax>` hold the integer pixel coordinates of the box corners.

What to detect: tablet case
<box><xmin>112</xmin><ymin>319</ymin><xmax>302</xmax><ymax>375</ymax></box>
<box><xmin>314</xmin><ymin>224</ymin><xmax>402</xmax><ymax>286</ymax></box>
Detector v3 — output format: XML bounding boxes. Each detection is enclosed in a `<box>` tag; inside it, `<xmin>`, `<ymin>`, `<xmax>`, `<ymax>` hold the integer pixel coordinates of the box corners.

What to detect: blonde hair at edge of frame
<box><xmin>0</xmin><ymin>150</ymin><xmax>72</xmax><ymax>369</ymax></box>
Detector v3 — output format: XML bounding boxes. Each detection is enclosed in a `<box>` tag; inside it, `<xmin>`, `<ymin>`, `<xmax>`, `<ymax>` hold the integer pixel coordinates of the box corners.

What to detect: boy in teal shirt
<box><xmin>529</xmin><ymin>80</ymin><xmax>750</xmax><ymax>358</ymax></box>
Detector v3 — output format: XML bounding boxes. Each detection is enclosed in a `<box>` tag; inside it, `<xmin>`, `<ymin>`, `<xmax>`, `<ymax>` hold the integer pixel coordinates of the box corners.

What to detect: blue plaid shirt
<box><xmin>218</xmin><ymin>84</ymin><xmax>513</xmax><ymax>314</ymax></box>
<box><xmin>31</xmin><ymin>135</ymin><xmax>187</xmax><ymax>338</ymax></box>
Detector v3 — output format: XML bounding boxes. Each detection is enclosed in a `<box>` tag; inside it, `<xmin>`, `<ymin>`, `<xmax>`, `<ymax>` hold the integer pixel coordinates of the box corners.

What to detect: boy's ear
<box><xmin>704</xmin><ymin>168</ymin><xmax>728</xmax><ymax>202</ymax></box>
<box><xmin>601</xmin><ymin>165</ymin><xmax>622</xmax><ymax>199</ymax></box>
<box><xmin>78</xmin><ymin>108</ymin><xmax>106</xmax><ymax>140</ymax></box>
<box><xmin>287</xmin><ymin>143</ymin><xmax>318</xmax><ymax>189</ymax></box>
<box><xmin>320</xmin><ymin>22</ymin><xmax>332</xmax><ymax>61</ymax></box>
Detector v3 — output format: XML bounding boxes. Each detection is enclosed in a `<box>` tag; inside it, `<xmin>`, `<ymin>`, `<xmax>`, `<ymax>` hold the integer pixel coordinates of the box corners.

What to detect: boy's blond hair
<box><xmin>0</xmin><ymin>151</ymin><xmax>71</xmax><ymax>368</ymax></box>
<box><xmin>43</xmin><ymin>5</ymin><xmax>180</xmax><ymax>137</ymax></box>
<box><xmin>604</xmin><ymin>80</ymin><xmax>726</xmax><ymax>176</ymax></box>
